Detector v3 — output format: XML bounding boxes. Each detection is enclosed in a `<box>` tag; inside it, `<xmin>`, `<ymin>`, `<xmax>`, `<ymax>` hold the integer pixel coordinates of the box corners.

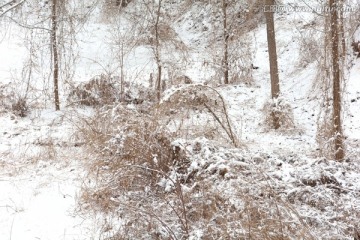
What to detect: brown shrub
<box><xmin>263</xmin><ymin>97</ymin><xmax>295</xmax><ymax>132</ymax></box>
<box><xmin>76</xmin><ymin>104</ymin><xmax>187</xmax><ymax>194</ymax></box>
<box><xmin>352</xmin><ymin>41</ymin><xmax>360</xmax><ymax>58</ymax></box>
<box><xmin>68</xmin><ymin>74</ymin><xmax>118</xmax><ymax>106</ymax></box>
<box><xmin>159</xmin><ymin>84</ymin><xmax>240</xmax><ymax>147</ymax></box>
<box><xmin>12</xmin><ymin>98</ymin><xmax>28</xmax><ymax>117</ymax></box>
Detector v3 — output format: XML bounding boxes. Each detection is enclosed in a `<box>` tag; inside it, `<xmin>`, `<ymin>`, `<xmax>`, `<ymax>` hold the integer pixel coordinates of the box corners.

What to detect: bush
<box><xmin>159</xmin><ymin>84</ymin><xmax>240</xmax><ymax>147</ymax></box>
<box><xmin>12</xmin><ymin>98</ymin><xmax>28</xmax><ymax>117</ymax></box>
<box><xmin>263</xmin><ymin>97</ymin><xmax>295</xmax><ymax>131</ymax></box>
<box><xmin>68</xmin><ymin>74</ymin><xmax>118</xmax><ymax>106</ymax></box>
<box><xmin>76</xmin><ymin>104</ymin><xmax>186</xmax><ymax>198</ymax></box>
<box><xmin>0</xmin><ymin>84</ymin><xmax>29</xmax><ymax>117</ymax></box>
<box><xmin>67</xmin><ymin>74</ymin><xmax>154</xmax><ymax>107</ymax></box>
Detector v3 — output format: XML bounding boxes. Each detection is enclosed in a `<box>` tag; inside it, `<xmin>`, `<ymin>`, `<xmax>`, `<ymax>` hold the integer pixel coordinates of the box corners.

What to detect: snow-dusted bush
<box><xmin>315</xmin><ymin>108</ymin><xmax>347</xmax><ymax>160</ymax></box>
<box><xmin>76</xmin><ymin>100</ymin><xmax>360</xmax><ymax>239</ymax></box>
<box><xmin>0</xmin><ymin>84</ymin><xmax>11</xmax><ymax>114</ymax></box>
<box><xmin>0</xmin><ymin>83</ymin><xmax>29</xmax><ymax>117</ymax></box>
<box><xmin>159</xmin><ymin>84</ymin><xmax>240</xmax><ymax>147</ymax></box>
<box><xmin>296</xmin><ymin>21</ymin><xmax>322</xmax><ymax>68</ymax></box>
<box><xmin>11</xmin><ymin>97</ymin><xmax>29</xmax><ymax>117</ymax></box>
<box><xmin>263</xmin><ymin>97</ymin><xmax>295</xmax><ymax>131</ymax></box>
<box><xmin>67</xmin><ymin>74</ymin><xmax>154</xmax><ymax>107</ymax></box>
<box><xmin>67</xmin><ymin>74</ymin><xmax>118</xmax><ymax>106</ymax></box>
<box><xmin>77</xmin><ymin>104</ymin><xmax>186</xmax><ymax>199</ymax></box>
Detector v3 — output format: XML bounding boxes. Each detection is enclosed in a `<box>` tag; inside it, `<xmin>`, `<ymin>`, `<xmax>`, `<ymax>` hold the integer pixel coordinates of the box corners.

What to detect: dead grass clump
<box><xmin>99</xmin><ymin>0</ymin><xmax>133</xmax><ymax>22</ymax></box>
<box><xmin>80</xmin><ymin>186</ymin><xmax>118</xmax><ymax>213</ymax></box>
<box><xmin>159</xmin><ymin>84</ymin><xmax>240</xmax><ymax>147</ymax></box>
<box><xmin>11</xmin><ymin>98</ymin><xmax>28</xmax><ymax>117</ymax></box>
<box><xmin>171</xmin><ymin>75</ymin><xmax>193</xmax><ymax>86</ymax></box>
<box><xmin>297</xmin><ymin>23</ymin><xmax>322</xmax><ymax>68</ymax></box>
<box><xmin>263</xmin><ymin>97</ymin><xmax>295</xmax><ymax>132</ymax></box>
<box><xmin>76</xmin><ymin>104</ymin><xmax>192</xmax><ymax>238</ymax></box>
<box><xmin>79</xmin><ymin>135</ymin><xmax>360</xmax><ymax>239</ymax></box>
<box><xmin>76</xmin><ymin>104</ymin><xmax>188</xmax><ymax>212</ymax></box>
<box><xmin>0</xmin><ymin>84</ymin><xmax>30</xmax><ymax>117</ymax></box>
<box><xmin>316</xmin><ymin>115</ymin><xmax>343</xmax><ymax>160</ymax></box>
<box><xmin>68</xmin><ymin>74</ymin><xmax>118</xmax><ymax>106</ymax></box>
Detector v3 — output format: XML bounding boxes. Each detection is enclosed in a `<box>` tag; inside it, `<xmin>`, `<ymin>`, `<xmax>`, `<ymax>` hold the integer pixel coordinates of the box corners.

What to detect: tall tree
<box><xmin>51</xmin><ymin>0</ymin><xmax>60</xmax><ymax>110</ymax></box>
<box><xmin>329</xmin><ymin>0</ymin><xmax>344</xmax><ymax>160</ymax></box>
<box><xmin>140</xmin><ymin>0</ymin><xmax>186</xmax><ymax>102</ymax></box>
<box><xmin>154</xmin><ymin>0</ymin><xmax>162</xmax><ymax>102</ymax></box>
<box><xmin>222</xmin><ymin>0</ymin><xmax>229</xmax><ymax>84</ymax></box>
<box><xmin>265</xmin><ymin>0</ymin><xmax>280</xmax><ymax>129</ymax></box>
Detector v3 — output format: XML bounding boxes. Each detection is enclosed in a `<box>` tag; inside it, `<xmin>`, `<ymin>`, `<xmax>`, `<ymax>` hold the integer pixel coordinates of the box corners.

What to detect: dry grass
<box><xmin>67</xmin><ymin>74</ymin><xmax>118</xmax><ymax>106</ymax></box>
<box><xmin>262</xmin><ymin>97</ymin><xmax>295</xmax><ymax>132</ymax></box>
<box><xmin>11</xmin><ymin>98</ymin><xmax>28</xmax><ymax>117</ymax></box>
<box><xmin>75</xmin><ymin>104</ymin><xmax>188</xmax><ymax>209</ymax></box>
<box><xmin>74</xmin><ymin>88</ymin><xmax>358</xmax><ymax>239</ymax></box>
<box><xmin>76</xmin><ymin>113</ymin><xmax>321</xmax><ymax>239</ymax></box>
<box><xmin>159</xmin><ymin>84</ymin><xmax>240</xmax><ymax>147</ymax></box>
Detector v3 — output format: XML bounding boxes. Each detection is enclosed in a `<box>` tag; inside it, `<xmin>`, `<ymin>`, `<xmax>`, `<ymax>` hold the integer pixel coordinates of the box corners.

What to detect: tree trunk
<box><xmin>330</xmin><ymin>0</ymin><xmax>345</xmax><ymax>160</ymax></box>
<box><xmin>222</xmin><ymin>0</ymin><xmax>229</xmax><ymax>84</ymax></box>
<box><xmin>51</xmin><ymin>0</ymin><xmax>60</xmax><ymax>111</ymax></box>
<box><xmin>339</xmin><ymin>0</ymin><xmax>346</xmax><ymax>59</ymax></box>
<box><xmin>120</xmin><ymin>43</ymin><xmax>125</xmax><ymax>102</ymax></box>
<box><xmin>155</xmin><ymin>0</ymin><xmax>162</xmax><ymax>102</ymax></box>
<box><xmin>265</xmin><ymin>0</ymin><xmax>280</xmax><ymax>129</ymax></box>
<box><xmin>157</xmin><ymin>65</ymin><xmax>162</xmax><ymax>101</ymax></box>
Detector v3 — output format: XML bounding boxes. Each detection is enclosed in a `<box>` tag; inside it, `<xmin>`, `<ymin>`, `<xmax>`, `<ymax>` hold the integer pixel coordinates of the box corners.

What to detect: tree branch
<box><xmin>0</xmin><ymin>0</ymin><xmax>26</xmax><ymax>17</ymax></box>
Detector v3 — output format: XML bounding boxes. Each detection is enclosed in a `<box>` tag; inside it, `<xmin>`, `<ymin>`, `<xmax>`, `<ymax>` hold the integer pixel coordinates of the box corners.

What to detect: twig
<box><xmin>9</xmin><ymin>217</ymin><xmax>15</xmax><ymax>240</ymax></box>
<box><xmin>0</xmin><ymin>0</ymin><xmax>26</xmax><ymax>17</ymax></box>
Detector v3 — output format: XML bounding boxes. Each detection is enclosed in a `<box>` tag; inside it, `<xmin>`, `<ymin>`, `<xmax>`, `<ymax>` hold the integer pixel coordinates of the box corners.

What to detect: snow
<box><xmin>0</xmin><ymin>0</ymin><xmax>360</xmax><ymax>239</ymax></box>
<box><xmin>0</xmin><ymin>161</ymin><xmax>88</xmax><ymax>239</ymax></box>
<box><xmin>0</xmin><ymin>108</ymin><xmax>98</xmax><ymax>239</ymax></box>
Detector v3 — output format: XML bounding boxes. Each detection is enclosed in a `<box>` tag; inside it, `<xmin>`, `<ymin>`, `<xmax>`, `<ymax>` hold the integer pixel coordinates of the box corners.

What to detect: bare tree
<box><xmin>154</xmin><ymin>0</ymin><xmax>162</xmax><ymax>102</ymax></box>
<box><xmin>222</xmin><ymin>0</ymin><xmax>229</xmax><ymax>84</ymax></box>
<box><xmin>51</xmin><ymin>0</ymin><xmax>60</xmax><ymax>110</ymax></box>
<box><xmin>109</xmin><ymin>7</ymin><xmax>140</xmax><ymax>103</ymax></box>
<box><xmin>134</xmin><ymin>0</ymin><xmax>188</xmax><ymax>102</ymax></box>
<box><xmin>265</xmin><ymin>0</ymin><xmax>280</xmax><ymax>129</ymax></box>
<box><xmin>202</xmin><ymin>1</ymin><xmax>259</xmax><ymax>85</ymax></box>
<box><xmin>329</xmin><ymin>0</ymin><xmax>344</xmax><ymax>160</ymax></box>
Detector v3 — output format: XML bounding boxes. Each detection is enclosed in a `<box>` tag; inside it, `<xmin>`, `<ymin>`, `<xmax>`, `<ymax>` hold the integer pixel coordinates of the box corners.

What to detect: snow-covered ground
<box><xmin>0</xmin><ymin>0</ymin><xmax>360</xmax><ymax>239</ymax></box>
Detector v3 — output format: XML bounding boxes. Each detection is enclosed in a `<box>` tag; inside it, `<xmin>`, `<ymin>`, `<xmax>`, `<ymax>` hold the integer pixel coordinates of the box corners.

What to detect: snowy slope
<box><xmin>0</xmin><ymin>0</ymin><xmax>359</xmax><ymax>239</ymax></box>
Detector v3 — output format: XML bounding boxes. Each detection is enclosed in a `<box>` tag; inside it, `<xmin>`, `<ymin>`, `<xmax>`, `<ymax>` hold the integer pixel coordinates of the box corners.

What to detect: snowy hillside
<box><xmin>0</xmin><ymin>0</ymin><xmax>360</xmax><ymax>239</ymax></box>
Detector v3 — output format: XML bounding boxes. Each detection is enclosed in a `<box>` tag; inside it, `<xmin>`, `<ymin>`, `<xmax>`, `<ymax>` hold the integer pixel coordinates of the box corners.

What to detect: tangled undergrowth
<box><xmin>74</xmin><ymin>95</ymin><xmax>360</xmax><ymax>239</ymax></box>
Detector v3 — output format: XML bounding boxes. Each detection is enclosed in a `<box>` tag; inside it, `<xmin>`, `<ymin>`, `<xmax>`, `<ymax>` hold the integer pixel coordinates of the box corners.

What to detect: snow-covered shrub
<box><xmin>263</xmin><ymin>97</ymin><xmax>295</xmax><ymax>131</ymax></box>
<box><xmin>77</xmin><ymin>104</ymin><xmax>187</xmax><ymax>204</ymax></box>
<box><xmin>0</xmin><ymin>84</ymin><xmax>11</xmax><ymax>114</ymax></box>
<box><xmin>315</xmin><ymin>109</ymin><xmax>346</xmax><ymax>160</ymax></box>
<box><xmin>67</xmin><ymin>74</ymin><xmax>154</xmax><ymax>107</ymax></box>
<box><xmin>297</xmin><ymin>25</ymin><xmax>322</xmax><ymax>68</ymax></box>
<box><xmin>0</xmin><ymin>83</ymin><xmax>29</xmax><ymax>117</ymax></box>
<box><xmin>68</xmin><ymin>74</ymin><xmax>118</xmax><ymax>106</ymax></box>
<box><xmin>171</xmin><ymin>75</ymin><xmax>193</xmax><ymax>86</ymax></box>
<box><xmin>159</xmin><ymin>84</ymin><xmax>240</xmax><ymax>147</ymax></box>
<box><xmin>78</xmin><ymin>119</ymin><xmax>360</xmax><ymax>240</ymax></box>
<box><xmin>11</xmin><ymin>97</ymin><xmax>29</xmax><ymax>117</ymax></box>
<box><xmin>80</xmin><ymin>138</ymin><xmax>323</xmax><ymax>239</ymax></box>
<box><xmin>99</xmin><ymin>0</ymin><xmax>134</xmax><ymax>22</ymax></box>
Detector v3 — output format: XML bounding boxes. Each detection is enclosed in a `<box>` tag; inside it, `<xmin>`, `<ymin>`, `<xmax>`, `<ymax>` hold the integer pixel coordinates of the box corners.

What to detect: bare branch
<box><xmin>0</xmin><ymin>0</ymin><xmax>26</xmax><ymax>17</ymax></box>
<box><xmin>4</xmin><ymin>15</ymin><xmax>51</xmax><ymax>31</ymax></box>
